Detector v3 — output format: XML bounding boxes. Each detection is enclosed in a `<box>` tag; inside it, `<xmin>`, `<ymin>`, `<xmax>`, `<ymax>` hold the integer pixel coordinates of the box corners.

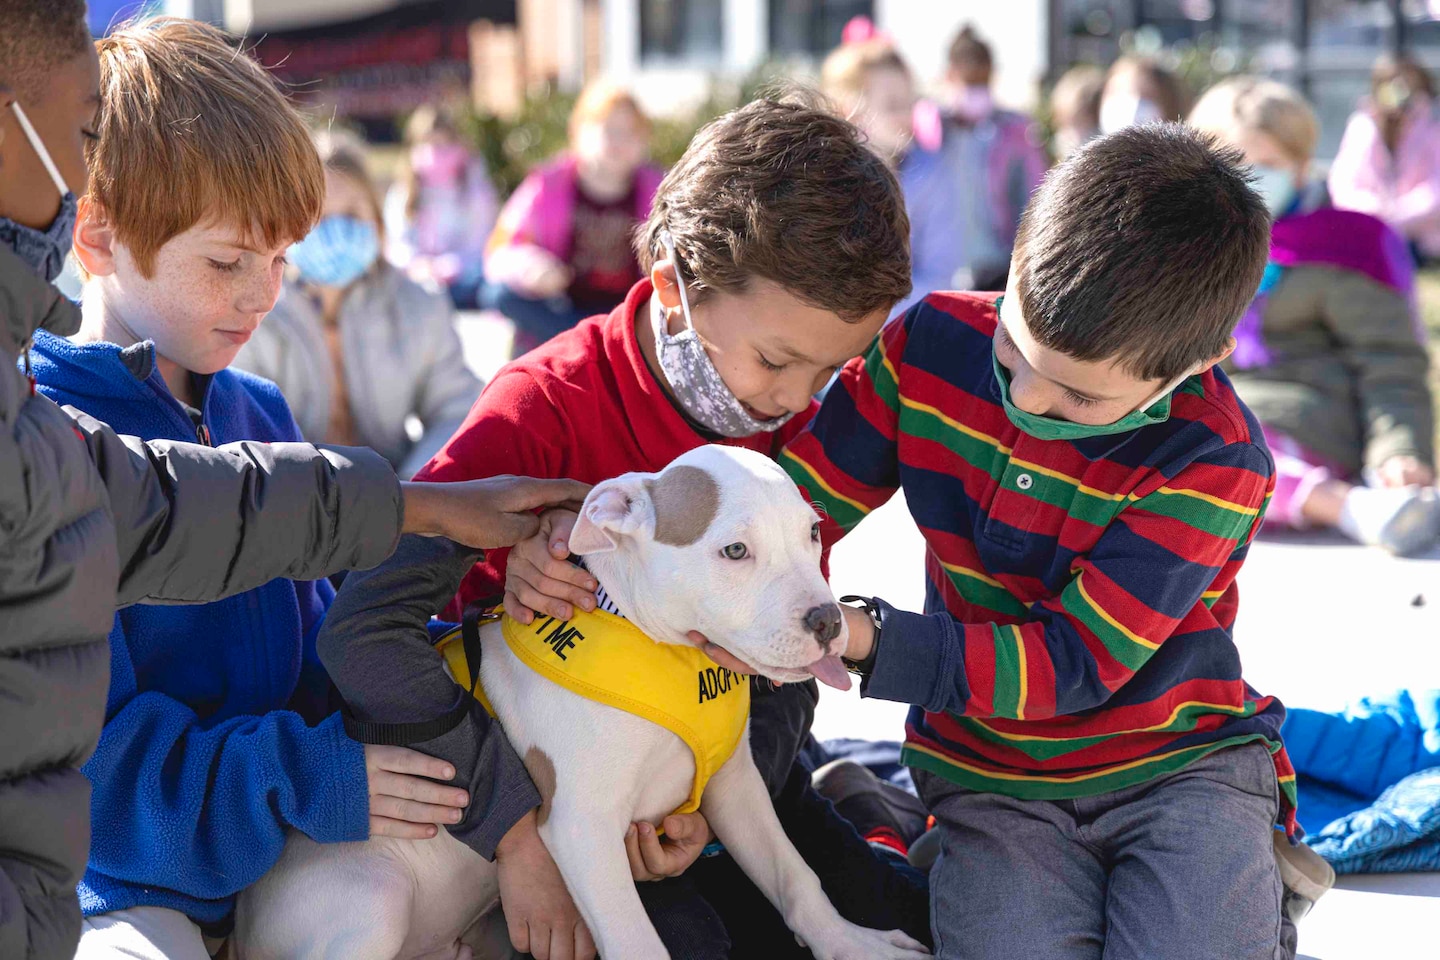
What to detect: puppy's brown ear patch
<box><xmin>645</xmin><ymin>465</ymin><xmax>719</xmax><ymax>546</ymax></box>
<box><xmin>523</xmin><ymin>746</ymin><xmax>557</xmax><ymax>827</ymax></box>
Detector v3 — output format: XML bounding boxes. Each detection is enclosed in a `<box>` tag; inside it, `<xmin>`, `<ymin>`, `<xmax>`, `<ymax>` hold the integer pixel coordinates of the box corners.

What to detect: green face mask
<box><xmin>990</xmin><ymin>344</ymin><xmax>1186</xmax><ymax>442</ymax></box>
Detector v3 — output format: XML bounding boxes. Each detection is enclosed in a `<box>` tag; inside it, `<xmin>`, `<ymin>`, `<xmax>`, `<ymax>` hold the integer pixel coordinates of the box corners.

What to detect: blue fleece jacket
<box><xmin>29</xmin><ymin>330</ymin><xmax>370</xmax><ymax>924</ymax></box>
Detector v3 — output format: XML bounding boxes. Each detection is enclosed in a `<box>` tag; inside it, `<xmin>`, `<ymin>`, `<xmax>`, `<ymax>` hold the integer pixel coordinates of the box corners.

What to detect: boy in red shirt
<box><xmin>318</xmin><ymin>96</ymin><xmax>923</xmax><ymax>960</ymax></box>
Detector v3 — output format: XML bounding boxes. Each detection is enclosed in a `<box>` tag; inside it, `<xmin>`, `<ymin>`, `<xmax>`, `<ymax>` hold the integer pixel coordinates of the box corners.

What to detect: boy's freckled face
<box><xmin>685</xmin><ymin>277</ymin><xmax>886</xmax><ymax>421</ymax></box>
<box><xmin>995</xmin><ymin>292</ymin><xmax>1166</xmax><ymax>426</ymax></box>
<box><xmin>108</xmin><ymin>222</ymin><xmax>293</xmax><ymax>375</ymax></box>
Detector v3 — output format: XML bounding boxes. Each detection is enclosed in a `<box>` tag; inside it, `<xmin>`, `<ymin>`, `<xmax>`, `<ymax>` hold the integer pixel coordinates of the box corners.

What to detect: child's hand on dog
<box><xmin>625</xmin><ymin>812</ymin><xmax>712</xmax><ymax>881</ymax></box>
<box><xmin>505</xmin><ymin>510</ymin><xmax>598</xmax><ymax>623</ymax></box>
<box><xmin>363</xmin><ymin>745</ymin><xmax>469</xmax><ymax>839</ymax></box>
<box><xmin>496</xmin><ymin>811</ymin><xmax>597</xmax><ymax>960</ymax></box>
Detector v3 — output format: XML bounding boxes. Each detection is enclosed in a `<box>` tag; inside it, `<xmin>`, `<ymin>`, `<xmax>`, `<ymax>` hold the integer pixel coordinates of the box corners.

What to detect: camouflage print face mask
<box><xmin>651</xmin><ymin>230</ymin><xmax>795</xmax><ymax>438</ymax></box>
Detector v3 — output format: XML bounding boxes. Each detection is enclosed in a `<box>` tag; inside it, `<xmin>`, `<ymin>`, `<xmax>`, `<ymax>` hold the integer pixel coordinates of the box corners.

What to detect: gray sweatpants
<box><xmin>917</xmin><ymin>743</ymin><xmax>1285</xmax><ymax>960</ymax></box>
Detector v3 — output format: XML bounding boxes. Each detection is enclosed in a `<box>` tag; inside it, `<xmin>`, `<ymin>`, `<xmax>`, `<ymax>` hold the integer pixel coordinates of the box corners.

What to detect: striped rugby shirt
<box><xmin>782</xmin><ymin>293</ymin><xmax>1298</xmax><ymax>832</ymax></box>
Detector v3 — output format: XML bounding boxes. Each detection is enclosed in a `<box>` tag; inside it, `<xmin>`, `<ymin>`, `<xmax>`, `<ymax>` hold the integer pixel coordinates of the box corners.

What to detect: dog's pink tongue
<box><xmin>806</xmin><ymin>655</ymin><xmax>852</xmax><ymax>691</ymax></box>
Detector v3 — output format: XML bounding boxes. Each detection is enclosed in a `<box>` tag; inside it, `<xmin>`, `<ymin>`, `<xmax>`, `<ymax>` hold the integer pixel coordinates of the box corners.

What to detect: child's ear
<box><xmin>71</xmin><ymin>195</ymin><xmax>119</xmax><ymax>278</ymax></box>
<box><xmin>649</xmin><ymin>259</ymin><xmax>683</xmax><ymax>312</ymax></box>
<box><xmin>1199</xmin><ymin>336</ymin><xmax>1237</xmax><ymax>373</ymax></box>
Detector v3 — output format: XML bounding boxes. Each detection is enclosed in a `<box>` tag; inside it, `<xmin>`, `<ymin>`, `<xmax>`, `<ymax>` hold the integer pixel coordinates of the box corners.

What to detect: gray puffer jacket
<box><xmin>0</xmin><ymin>245</ymin><xmax>404</xmax><ymax>960</ymax></box>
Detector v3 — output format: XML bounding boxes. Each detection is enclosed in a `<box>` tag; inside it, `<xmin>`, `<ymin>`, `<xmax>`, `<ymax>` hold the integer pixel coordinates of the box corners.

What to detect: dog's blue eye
<box><xmin>811</xmin><ymin>522</ymin><xmax>821</xmax><ymax>543</ymax></box>
<box><xmin>722</xmin><ymin>543</ymin><xmax>748</xmax><ymax>560</ymax></box>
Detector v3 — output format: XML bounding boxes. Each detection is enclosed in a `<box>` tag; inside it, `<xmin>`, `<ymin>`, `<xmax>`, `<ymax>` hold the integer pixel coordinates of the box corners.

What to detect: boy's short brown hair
<box><xmin>1013</xmin><ymin>123</ymin><xmax>1269</xmax><ymax>382</ymax></box>
<box><xmin>635</xmin><ymin>93</ymin><xmax>911</xmax><ymax>323</ymax></box>
<box><xmin>89</xmin><ymin>18</ymin><xmax>323</xmax><ymax>276</ymax></box>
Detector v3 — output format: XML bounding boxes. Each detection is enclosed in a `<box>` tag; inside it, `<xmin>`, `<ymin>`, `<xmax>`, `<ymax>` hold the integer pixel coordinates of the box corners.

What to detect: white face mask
<box><xmin>1098</xmin><ymin>94</ymin><xmax>1163</xmax><ymax>135</ymax></box>
<box><xmin>651</xmin><ymin>231</ymin><xmax>796</xmax><ymax>438</ymax></box>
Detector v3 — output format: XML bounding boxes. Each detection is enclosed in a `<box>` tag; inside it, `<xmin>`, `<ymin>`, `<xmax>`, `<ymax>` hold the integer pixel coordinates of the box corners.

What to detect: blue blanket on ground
<box><xmin>1284</xmin><ymin>690</ymin><xmax>1440</xmax><ymax>873</ymax></box>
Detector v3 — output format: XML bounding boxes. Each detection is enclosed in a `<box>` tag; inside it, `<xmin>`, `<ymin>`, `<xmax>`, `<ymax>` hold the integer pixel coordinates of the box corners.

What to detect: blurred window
<box><xmin>769</xmin><ymin>0</ymin><xmax>875</xmax><ymax>56</ymax></box>
<box><xmin>640</xmin><ymin>0</ymin><xmax>724</xmax><ymax>63</ymax></box>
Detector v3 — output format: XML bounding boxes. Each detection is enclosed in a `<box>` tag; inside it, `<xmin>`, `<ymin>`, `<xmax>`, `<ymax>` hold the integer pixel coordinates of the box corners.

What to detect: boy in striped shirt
<box><xmin>775</xmin><ymin>125</ymin><xmax>1292</xmax><ymax>959</ymax></box>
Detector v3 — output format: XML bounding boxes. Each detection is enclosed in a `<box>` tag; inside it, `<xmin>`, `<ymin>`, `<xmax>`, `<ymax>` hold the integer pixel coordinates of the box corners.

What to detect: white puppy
<box><xmin>235</xmin><ymin>445</ymin><xmax>927</xmax><ymax>960</ymax></box>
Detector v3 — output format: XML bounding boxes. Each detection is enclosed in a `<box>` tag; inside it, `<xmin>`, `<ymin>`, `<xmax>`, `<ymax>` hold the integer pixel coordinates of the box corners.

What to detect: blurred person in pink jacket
<box><xmin>483</xmin><ymin>81</ymin><xmax>664</xmax><ymax>357</ymax></box>
<box><xmin>383</xmin><ymin>106</ymin><xmax>499</xmax><ymax>308</ymax></box>
<box><xmin>1329</xmin><ymin>55</ymin><xmax>1440</xmax><ymax>264</ymax></box>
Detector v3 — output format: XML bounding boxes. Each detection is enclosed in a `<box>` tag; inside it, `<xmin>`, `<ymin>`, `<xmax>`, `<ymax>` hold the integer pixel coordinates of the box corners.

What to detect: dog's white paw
<box><xmin>801</xmin><ymin>923</ymin><xmax>930</xmax><ymax>959</ymax></box>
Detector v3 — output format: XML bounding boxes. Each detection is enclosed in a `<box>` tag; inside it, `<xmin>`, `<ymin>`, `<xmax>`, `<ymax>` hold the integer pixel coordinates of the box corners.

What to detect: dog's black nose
<box><xmin>804</xmin><ymin>604</ymin><xmax>843</xmax><ymax>646</ymax></box>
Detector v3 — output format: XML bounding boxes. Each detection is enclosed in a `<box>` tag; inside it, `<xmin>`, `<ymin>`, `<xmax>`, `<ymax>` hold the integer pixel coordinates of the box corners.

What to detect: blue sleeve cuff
<box><xmin>859</xmin><ymin>599</ymin><xmax>968</xmax><ymax>714</ymax></box>
<box><xmin>299</xmin><ymin>713</ymin><xmax>371</xmax><ymax>844</ymax></box>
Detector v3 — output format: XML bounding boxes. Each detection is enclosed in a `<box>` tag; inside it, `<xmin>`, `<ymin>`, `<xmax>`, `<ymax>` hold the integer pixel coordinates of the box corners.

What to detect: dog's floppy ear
<box><xmin>569</xmin><ymin>476</ymin><xmax>653</xmax><ymax>555</ymax></box>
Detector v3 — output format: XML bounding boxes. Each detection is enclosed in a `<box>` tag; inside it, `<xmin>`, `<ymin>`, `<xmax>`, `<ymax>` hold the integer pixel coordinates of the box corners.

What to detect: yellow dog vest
<box><xmin>436</xmin><ymin>608</ymin><xmax>750</xmax><ymax>815</ymax></box>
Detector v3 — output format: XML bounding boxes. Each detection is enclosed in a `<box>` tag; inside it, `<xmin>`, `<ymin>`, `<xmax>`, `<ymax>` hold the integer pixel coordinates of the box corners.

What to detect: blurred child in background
<box><xmin>1049</xmin><ymin>63</ymin><xmax>1105</xmax><ymax>160</ymax></box>
<box><xmin>1191</xmin><ymin>77</ymin><xmax>1438</xmax><ymax>555</ymax></box>
<box><xmin>939</xmin><ymin>25</ymin><xmax>1047</xmax><ymax>291</ymax></box>
<box><xmin>235</xmin><ymin>131</ymin><xmax>483</xmax><ymax>479</ymax></box>
<box><xmin>483</xmin><ymin>80</ymin><xmax>664</xmax><ymax>357</ymax></box>
<box><xmin>823</xmin><ymin>26</ymin><xmax>1043</xmax><ymax>315</ymax></box>
<box><xmin>1329</xmin><ymin>55</ymin><xmax>1440</xmax><ymax>266</ymax></box>
<box><xmin>1099</xmin><ymin>55</ymin><xmax>1189</xmax><ymax>133</ymax></box>
<box><xmin>383</xmin><ymin>105</ymin><xmax>498</xmax><ymax>308</ymax></box>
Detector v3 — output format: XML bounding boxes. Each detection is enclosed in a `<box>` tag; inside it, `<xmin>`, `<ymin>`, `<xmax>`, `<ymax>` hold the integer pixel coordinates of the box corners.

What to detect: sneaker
<box><xmin>812</xmin><ymin>759</ymin><xmax>930</xmax><ymax>849</ymax></box>
<box><xmin>1339</xmin><ymin>485</ymin><xmax>1440</xmax><ymax>557</ymax></box>
<box><xmin>1375</xmin><ymin>487</ymin><xmax>1440</xmax><ymax>556</ymax></box>
<box><xmin>1273</xmin><ymin>832</ymin><xmax>1335</xmax><ymax>922</ymax></box>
